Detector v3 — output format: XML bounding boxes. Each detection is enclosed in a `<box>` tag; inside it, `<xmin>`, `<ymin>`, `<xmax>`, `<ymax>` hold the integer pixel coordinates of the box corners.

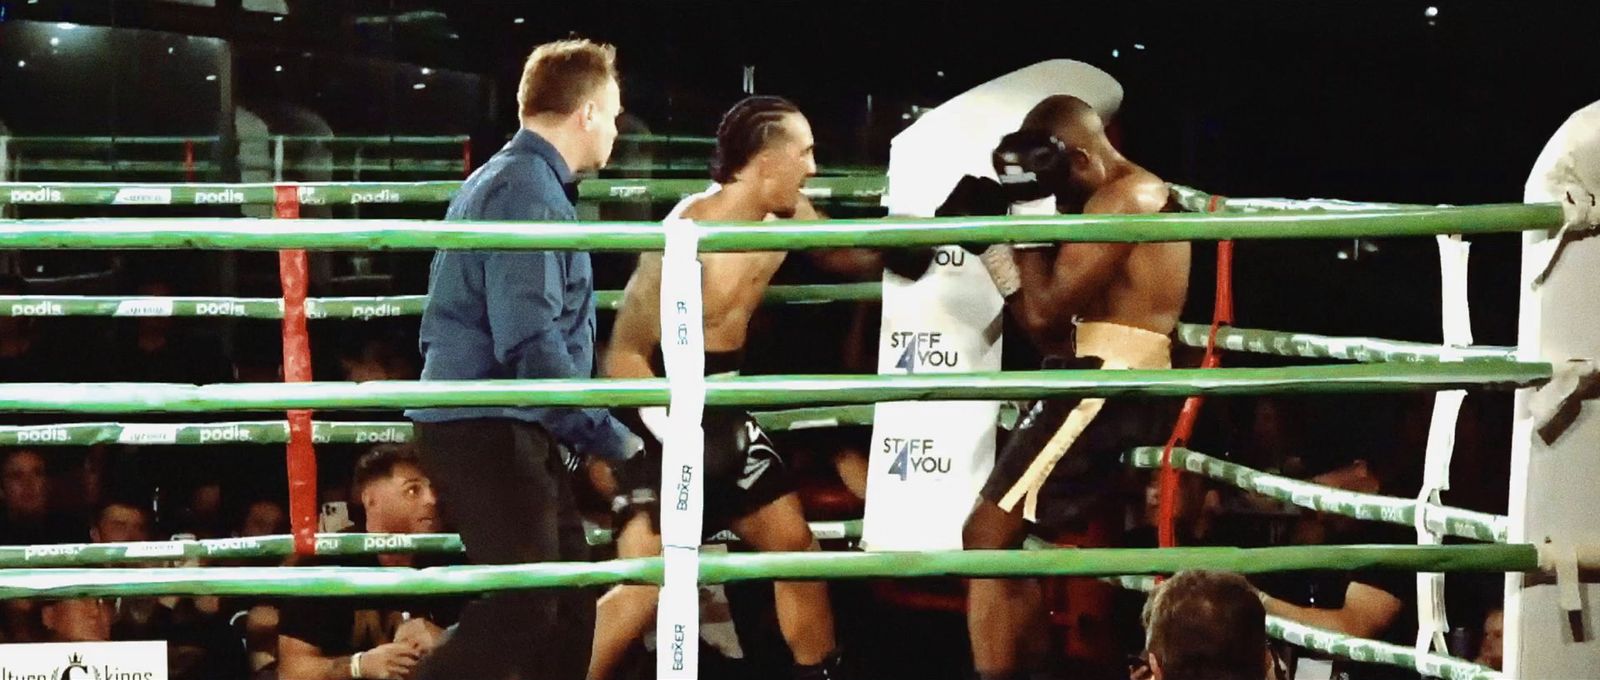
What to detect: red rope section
<box><xmin>1157</xmin><ymin>194</ymin><xmax>1233</xmax><ymax>548</ymax></box>
<box><xmin>183</xmin><ymin>140</ymin><xmax>196</xmax><ymax>184</ymax></box>
<box><xmin>275</xmin><ymin>185</ymin><xmax>318</xmax><ymax>556</ymax></box>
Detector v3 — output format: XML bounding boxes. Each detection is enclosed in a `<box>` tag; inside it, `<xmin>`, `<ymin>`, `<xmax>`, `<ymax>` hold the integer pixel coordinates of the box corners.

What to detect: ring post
<box><xmin>1505</xmin><ymin>219</ymin><xmax>1600</xmax><ymax>675</ymax></box>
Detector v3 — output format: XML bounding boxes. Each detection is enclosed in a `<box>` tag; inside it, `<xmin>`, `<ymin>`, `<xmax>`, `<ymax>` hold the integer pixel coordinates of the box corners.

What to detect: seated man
<box><xmin>944</xmin><ymin>95</ymin><xmax>1188</xmax><ymax>680</ymax></box>
<box><xmin>91</xmin><ymin>498</ymin><xmax>247</xmax><ymax>680</ymax></box>
<box><xmin>277</xmin><ymin>445</ymin><xmax>460</xmax><ymax>680</ymax></box>
<box><xmin>1251</xmin><ymin>452</ymin><xmax>1411</xmax><ymax>680</ymax></box>
<box><xmin>1139</xmin><ymin>570</ymin><xmax>1272</xmax><ymax>680</ymax></box>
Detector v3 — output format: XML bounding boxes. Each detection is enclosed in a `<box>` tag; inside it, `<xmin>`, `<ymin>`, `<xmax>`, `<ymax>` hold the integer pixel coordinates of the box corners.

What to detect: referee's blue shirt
<box><xmin>407</xmin><ymin>129</ymin><xmax>633</xmax><ymax>462</ymax></box>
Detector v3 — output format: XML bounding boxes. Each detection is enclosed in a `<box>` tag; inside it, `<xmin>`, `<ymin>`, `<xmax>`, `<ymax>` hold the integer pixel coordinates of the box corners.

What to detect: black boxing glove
<box><xmin>882</xmin><ymin>248</ymin><xmax>937</xmax><ymax>281</ymax></box>
<box><xmin>992</xmin><ymin>130</ymin><xmax>1071</xmax><ymax>205</ymax></box>
<box><xmin>935</xmin><ymin>175</ymin><xmax>1009</xmax><ymax>218</ymax></box>
<box><xmin>608</xmin><ymin>445</ymin><xmax>661</xmax><ymax>519</ymax></box>
<box><xmin>935</xmin><ymin>175</ymin><xmax>1012</xmax><ymax>259</ymax></box>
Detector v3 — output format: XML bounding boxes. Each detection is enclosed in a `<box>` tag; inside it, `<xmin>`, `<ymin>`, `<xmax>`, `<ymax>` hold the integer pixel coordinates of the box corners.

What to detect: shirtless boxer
<box><xmin>943</xmin><ymin>94</ymin><xmax>1189</xmax><ymax>680</ymax></box>
<box><xmin>589</xmin><ymin>96</ymin><xmax>926</xmax><ymax>680</ymax></box>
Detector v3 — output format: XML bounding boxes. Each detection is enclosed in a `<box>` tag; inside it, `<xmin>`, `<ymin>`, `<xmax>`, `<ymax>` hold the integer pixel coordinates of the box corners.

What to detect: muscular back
<box><xmin>1082</xmin><ymin>171</ymin><xmax>1189</xmax><ymax>332</ymax></box>
<box><xmin>1012</xmin><ymin>168</ymin><xmax>1189</xmax><ymax>352</ymax></box>
<box><xmin>603</xmin><ymin>197</ymin><xmax>787</xmax><ymax>379</ymax></box>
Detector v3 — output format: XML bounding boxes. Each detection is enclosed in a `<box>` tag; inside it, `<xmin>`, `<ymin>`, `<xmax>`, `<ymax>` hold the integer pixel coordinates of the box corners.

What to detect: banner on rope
<box><xmin>0</xmin><ymin>521</ymin><xmax>865</xmax><ymax>568</ymax></box>
<box><xmin>0</xmin><ymin>182</ymin><xmax>461</xmax><ymax>206</ymax></box>
<box><xmin>3</xmin><ymin>179</ymin><xmax>1449</xmax><ymax>212</ymax></box>
<box><xmin>0</xmin><ymin>177</ymin><xmax>886</xmax><ymax>207</ymax></box>
<box><xmin>0</xmin><ymin>533</ymin><xmax>466</xmax><ymax>567</ymax></box>
<box><xmin>0</xmin><ymin>410</ymin><xmax>864</xmax><ymax>448</ymax></box>
<box><xmin>0</xmin><ymin>284</ymin><xmax>879</xmax><ymax>319</ymax></box>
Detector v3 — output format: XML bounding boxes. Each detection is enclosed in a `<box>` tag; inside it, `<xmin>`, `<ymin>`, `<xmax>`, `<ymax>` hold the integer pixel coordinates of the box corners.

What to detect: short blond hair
<box><xmin>517</xmin><ymin>39</ymin><xmax>618</xmax><ymax>119</ymax></box>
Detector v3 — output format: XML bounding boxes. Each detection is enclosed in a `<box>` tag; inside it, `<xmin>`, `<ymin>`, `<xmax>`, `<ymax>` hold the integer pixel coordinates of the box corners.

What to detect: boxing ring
<box><xmin>0</xmin><ymin>178</ymin><xmax>1595</xmax><ymax>680</ymax></box>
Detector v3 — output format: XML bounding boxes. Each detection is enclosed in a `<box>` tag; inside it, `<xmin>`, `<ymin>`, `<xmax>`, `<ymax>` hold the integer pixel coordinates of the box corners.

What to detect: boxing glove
<box><xmin>991</xmin><ymin>130</ymin><xmax>1072</xmax><ymax>205</ymax></box>
<box><xmin>882</xmin><ymin>248</ymin><xmax>937</xmax><ymax>281</ymax></box>
<box><xmin>935</xmin><ymin>175</ymin><xmax>1009</xmax><ymax>218</ymax></box>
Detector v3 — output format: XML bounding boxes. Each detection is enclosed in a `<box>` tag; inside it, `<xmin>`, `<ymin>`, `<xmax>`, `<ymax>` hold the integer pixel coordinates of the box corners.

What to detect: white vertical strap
<box><xmin>1416</xmin><ymin>234</ymin><xmax>1473</xmax><ymax>655</ymax></box>
<box><xmin>273</xmin><ymin>136</ymin><xmax>285</xmax><ymax>183</ymax></box>
<box><xmin>656</xmin><ymin>217</ymin><xmax>705</xmax><ymax>679</ymax></box>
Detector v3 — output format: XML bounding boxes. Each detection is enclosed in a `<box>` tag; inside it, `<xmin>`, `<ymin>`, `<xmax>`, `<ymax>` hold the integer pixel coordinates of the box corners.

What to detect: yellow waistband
<box><xmin>1074</xmin><ymin>321</ymin><xmax>1172</xmax><ymax>370</ymax></box>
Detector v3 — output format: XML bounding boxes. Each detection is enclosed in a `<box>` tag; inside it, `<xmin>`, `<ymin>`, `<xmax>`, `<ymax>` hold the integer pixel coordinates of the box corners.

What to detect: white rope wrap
<box><xmin>1415</xmin><ymin>234</ymin><xmax>1474</xmax><ymax>656</ymax></box>
<box><xmin>979</xmin><ymin>245</ymin><xmax>1022</xmax><ymax>298</ymax></box>
<box><xmin>656</xmin><ymin>214</ymin><xmax>706</xmax><ymax>679</ymax></box>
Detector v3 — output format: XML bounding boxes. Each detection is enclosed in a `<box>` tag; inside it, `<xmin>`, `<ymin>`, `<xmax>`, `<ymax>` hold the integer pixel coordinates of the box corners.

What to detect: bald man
<box><xmin>940</xmin><ymin>95</ymin><xmax>1189</xmax><ymax>680</ymax></box>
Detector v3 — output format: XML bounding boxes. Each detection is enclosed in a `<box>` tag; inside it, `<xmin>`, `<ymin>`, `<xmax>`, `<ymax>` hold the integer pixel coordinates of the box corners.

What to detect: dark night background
<box><xmin>7</xmin><ymin>1</ymin><xmax>1598</xmax><ymax>340</ymax></box>
<box><xmin>0</xmin><ymin>1</ymin><xmax>1595</xmax><ymax>677</ymax></box>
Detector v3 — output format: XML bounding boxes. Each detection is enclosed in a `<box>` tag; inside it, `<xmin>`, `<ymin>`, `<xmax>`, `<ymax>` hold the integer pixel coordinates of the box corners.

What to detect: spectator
<box><xmin>0</xmin><ymin>275</ymin><xmax>65</xmax><ymax>384</ymax></box>
<box><xmin>276</xmin><ymin>444</ymin><xmax>459</xmax><ymax>680</ymax></box>
<box><xmin>1251</xmin><ymin>455</ymin><xmax>1412</xmax><ymax>680</ymax></box>
<box><xmin>41</xmin><ymin>599</ymin><xmax>113</xmax><ymax>643</ymax></box>
<box><xmin>72</xmin><ymin>446</ymin><xmax>109</xmax><ymax>519</ymax></box>
<box><xmin>0</xmin><ymin>449</ymin><xmax>88</xmax><ymax>544</ymax></box>
<box><xmin>1475</xmin><ymin>608</ymin><xmax>1503</xmax><ymax>671</ymax></box>
<box><xmin>111</xmin><ymin>276</ymin><xmax>232</xmax><ymax>387</ymax></box>
<box><xmin>337</xmin><ymin>331</ymin><xmax>419</xmax><ymax>383</ymax></box>
<box><xmin>90</xmin><ymin>499</ymin><xmax>152</xmax><ymax>544</ymax></box>
<box><xmin>1138</xmin><ymin>570</ymin><xmax>1271</xmax><ymax>680</ymax></box>
<box><xmin>231</xmin><ymin>329</ymin><xmax>283</xmax><ymax>383</ymax></box>
<box><xmin>176</xmin><ymin>480</ymin><xmax>229</xmax><ymax>540</ymax></box>
<box><xmin>88</xmin><ymin>499</ymin><xmax>246</xmax><ymax>680</ymax></box>
<box><xmin>229</xmin><ymin>497</ymin><xmax>289</xmax><ymax>678</ymax></box>
<box><xmin>238</xmin><ymin>499</ymin><xmax>289</xmax><ymax>538</ymax></box>
<box><xmin>107</xmin><ymin>276</ymin><xmax>232</xmax><ymax>385</ymax></box>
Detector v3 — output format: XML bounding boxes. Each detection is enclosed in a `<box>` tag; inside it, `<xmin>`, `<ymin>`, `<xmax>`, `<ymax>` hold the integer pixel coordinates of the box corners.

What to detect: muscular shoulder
<box><xmin>1085</xmin><ymin>171</ymin><xmax>1169</xmax><ymax>215</ymax></box>
<box><xmin>676</xmin><ymin>194</ymin><xmax>715</xmax><ymax>221</ymax></box>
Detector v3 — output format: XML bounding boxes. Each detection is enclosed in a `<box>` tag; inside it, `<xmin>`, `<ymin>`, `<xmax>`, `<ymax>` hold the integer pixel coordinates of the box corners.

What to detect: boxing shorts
<box><xmin>609</xmin><ymin>349</ymin><xmax>794</xmax><ymax>537</ymax></box>
<box><xmin>979</xmin><ymin>322</ymin><xmax>1178</xmax><ymax>529</ymax></box>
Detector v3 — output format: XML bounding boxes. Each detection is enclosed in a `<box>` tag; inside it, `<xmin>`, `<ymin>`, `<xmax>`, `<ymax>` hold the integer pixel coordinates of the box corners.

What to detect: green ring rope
<box><xmin>0</xmin><ymin>364</ymin><xmax>1550</xmax><ymax>414</ymax></box>
<box><xmin>0</xmin><ymin>544</ymin><xmax>1538</xmax><ymax>599</ymax></box>
<box><xmin>0</xmin><ymin>423</ymin><xmax>1502</xmax><ymax>544</ymax></box>
<box><xmin>1178</xmin><ymin>325</ymin><xmax>1519</xmax><ymax>364</ymax></box>
<box><xmin>0</xmin><ymin>287</ymin><xmax>1522</xmax><ymax>369</ymax></box>
<box><xmin>1125</xmin><ymin>448</ymin><xmax>1508</xmax><ymax>542</ymax></box>
<box><xmin>0</xmin><ymin>205</ymin><xmax>1560</xmax><ymax>251</ymax></box>
<box><xmin>0</xmin><ymin>178</ymin><xmax>888</xmax><ymax>206</ymax></box>
<box><xmin>0</xmin><ymin>520</ymin><xmax>867</xmax><ymax>568</ymax></box>
<box><xmin>4</xmin><ymin>181</ymin><xmax>1438</xmax><ymax>211</ymax></box>
<box><xmin>0</xmin><ymin>284</ymin><xmax>883</xmax><ymax>320</ymax></box>
<box><xmin>1169</xmin><ymin>184</ymin><xmax>1432</xmax><ymax>213</ymax></box>
<box><xmin>0</xmin><ymin>408</ymin><xmax>872</xmax><ymax>447</ymax></box>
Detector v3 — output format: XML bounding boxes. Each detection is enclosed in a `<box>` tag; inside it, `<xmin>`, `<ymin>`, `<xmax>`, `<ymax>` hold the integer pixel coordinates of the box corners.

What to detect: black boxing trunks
<box><xmin>978</xmin><ymin>322</ymin><xmax>1177</xmax><ymax>529</ymax></box>
<box><xmin>610</xmin><ymin>349</ymin><xmax>794</xmax><ymax>537</ymax></box>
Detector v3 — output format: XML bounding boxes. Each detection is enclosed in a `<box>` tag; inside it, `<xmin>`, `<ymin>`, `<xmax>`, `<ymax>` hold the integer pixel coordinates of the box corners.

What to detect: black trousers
<box><xmin>411</xmin><ymin>419</ymin><xmax>594</xmax><ymax>680</ymax></box>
